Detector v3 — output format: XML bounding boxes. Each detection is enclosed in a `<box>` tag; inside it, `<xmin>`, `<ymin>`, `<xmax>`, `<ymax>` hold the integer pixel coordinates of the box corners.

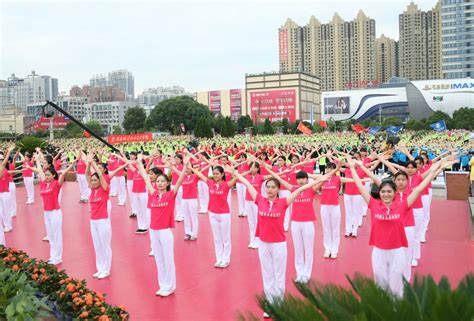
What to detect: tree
<box><xmin>405</xmin><ymin>118</ymin><xmax>424</xmax><ymax>131</ymax></box>
<box><xmin>146</xmin><ymin>96</ymin><xmax>213</xmax><ymax>133</ymax></box>
<box><xmin>17</xmin><ymin>136</ymin><xmax>47</xmax><ymax>154</ymax></box>
<box><xmin>64</xmin><ymin>122</ymin><xmax>82</xmax><ymax>138</ymax></box>
<box><xmin>123</xmin><ymin>107</ymin><xmax>146</xmax><ymax>134</ymax></box>
<box><xmin>86</xmin><ymin>120</ymin><xmax>104</xmax><ymax>136</ymax></box>
<box><xmin>213</xmin><ymin>113</ymin><xmax>225</xmax><ymax>134</ymax></box>
<box><xmin>281</xmin><ymin>118</ymin><xmax>289</xmax><ymax>134</ymax></box>
<box><xmin>383</xmin><ymin>117</ymin><xmax>403</xmax><ymax>127</ymax></box>
<box><xmin>452</xmin><ymin>107</ymin><xmax>474</xmax><ymax>130</ymax></box>
<box><xmin>236</xmin><ymin>115</ymin><xmax>254</xmax><ymax>133</ymax></box>
<box><xmin>112</xmin><ymin>125</ymin><xmax>123</xmax><ymax>135</ymax></box>
<box><xmin>426</xmin><ymin>111</ymin><xmax>452</xmax><ymax>129</ymax></box>
<box><xmin>220</xmin><ymin>117</ymin><xmax>236</xmax><ymax>138</ymax></box>
<box><xmin>262</xmin><ymin>119</ymin><xmax>275</xmax><ymax>135</ymax></box>
<box><xmin>194</xmin><ymin>116</ymin><xmax>213</xmax><ymax>138</ymax></box>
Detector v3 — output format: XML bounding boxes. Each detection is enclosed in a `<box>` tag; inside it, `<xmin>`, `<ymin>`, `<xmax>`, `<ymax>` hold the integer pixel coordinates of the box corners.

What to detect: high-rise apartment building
<box><xmin>0</xmin><ymin>71</ymin><xmax>59</xmax><ymax>110</ymax></box>
<box><xmin>280</xmin><ymin>11</ymin><xmax>377</xmax><ymax>91</ymax></box>
<box><xmin>399</xmin><ymin>1</ymin><xmax>443</xmax><ymax>80</ymax></box>
<box><xmin>375</xmin><ymin>34</ymin><xmax>399</xmax><ymax>83</ymax></box>
<box><xmin>88</xmin><ymin>69</ymin><xmax>135</xmax><ymax>100</ymax></box>
<box><xmin>138</xmin><ymin>86</ymin><xmax>190</xmax><ymax>106</ymax></box>
<box><xmin>441</xmin><ymin>0</ymin><xmax>473</xmax><ymax>78</ymax></box>
<box><xmin>70</xmin><ymin>85</ymin><xmax>126</xmax><ymax>102</ymax></box>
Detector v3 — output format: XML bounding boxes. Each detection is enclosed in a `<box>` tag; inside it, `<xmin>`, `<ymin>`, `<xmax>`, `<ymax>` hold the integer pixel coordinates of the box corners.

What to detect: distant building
<box><xmin>83</xmin><ymin>101</ymin><xmax>137</xmax><ymax>133</ymax></box>
<box><xmin>138</xmin><ymin>86</ymin><xmax>191</xmax><ymax>106</ymax></box>
<box><xmin>69</xmin><ymin>85</ymin><xmax>125</xmax><ymax>103</ymax></box>
<box><xmin>195</xmin><ymin>89</ymin><xmax>246</xmax><ymax>120</ymax></box>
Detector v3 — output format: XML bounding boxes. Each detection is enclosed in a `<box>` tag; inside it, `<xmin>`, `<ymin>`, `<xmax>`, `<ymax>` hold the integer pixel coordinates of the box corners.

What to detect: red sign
<box><xmin>297</xmin><ymin>122</ymin><xmax>312</xmax><ymax>135</ymax></box>
<box><xmin>209</xmin><ymin>91</ymin><xmax>221</xmax><ymax>114</ymax></box>
<box><xmin>230</xmin><ymin>89</ymin><xmax>241</xmax><ymax>120</ymax></box>
<box><xmin>351</xmin><ymin>124</ymin><xmax>367</xmax><ymax>134</ymax></box>
<box><xmin>250</xmin><ymin>89</ymin><xmax>296</xmax><ymax>122</ymax></box>
<box><xmin>344</xmin><ymin>80</ymin><xmax>380</xmax><ymax>89</ymax></box>
<box><xmin>279</xmin><ymin>30</ymin><xmax>288</xmax><ymax>61</ymax></box>
<box><xmin>108</xmin><ymin>133</ymin><xmax>153</xmax><ymax>145</ymax></box>
<box><xmin>33</xmin><ymin>116</ymin><xmax>71</xmax><ymax>131</ymax></box>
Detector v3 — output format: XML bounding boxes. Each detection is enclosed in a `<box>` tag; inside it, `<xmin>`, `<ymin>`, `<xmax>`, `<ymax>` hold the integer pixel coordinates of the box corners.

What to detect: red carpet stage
<box><xmin>5</xmin><ymin>183</ymin><xmax>474</xmax><ymax>320</ymax></box>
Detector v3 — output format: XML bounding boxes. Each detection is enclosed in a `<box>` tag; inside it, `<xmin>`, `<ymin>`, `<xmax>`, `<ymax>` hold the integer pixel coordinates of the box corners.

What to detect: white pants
<box><xmin>0</xmin><ymin>193</ymin><xmax>6</xmax><ymax>245</ymax></box>
<box><xmin>245</xmin><ymin>200</ymin><xmax>258</xmax><ymax>244</ymax></box>
<box><xmin>279</xmin><ymin>190</ymin><xmax>291</xmax><ymax>231</ymax></box>
<box><xmin>182</xmin><ymin>198</ymin><xmax>198</xmax><ymax>237</ymax></box>
<box><xmin>258</xmin><ymin>241</ymin><xmax>287</xmax><ymax>303</ymax></box>
<box><xmin>90</xmin><ymin>218</ymin><xmax>112</xmax><ymax>274</ymax></box>
<box><xmin>344</xmin><ymin>194</ymin><xmax>364</xmax><ymax>234</ymax></box>
<box><xmin>372</xmin><ymin>247</ymin><xmax>406</xmax><ymax>298</ymax></box>
<box><xmin>320</xmin><ymin>205</ymin><xmax>341</xmax><ymax>255</ymax></box>
<box><xmin>363</xmin><ymin>181</ymin><xmax>371</xmax><ymax>217</ymax></box>
<box><xmin>8</xmin><ymin>182</ymin><xmax>16</xmax><ymax>217</ymax></box>
<box><xmin>109</xmin><ymin>176</ymin><xmax>118</xmax><ymax>196</ymax></box>
<box><xmin>116</xmin><ymin>176</ymin><xmax>126</xmax><ymax>205</ymax></box>
<box><xmin>24</xmin><ymin>176</ymin><xmax>34</xmax><ymax>203</ymax></box>
<box><xmin>403</xmin><ymin>226</ymin><xmax>415</xmax><ymax>282</ymax></box>
<box><xmin>291</xmin><ymin>221</ymin><xmax>315</xmax><ymax>281</ymax></box>
<box><xmin>151</xmin><ymin>228</ymin><xmax>176</xmax><ymax>292</ymax></box>
<box><xmin>209</xmin><ymin>212</ymin><xmax>231</xmax><ymax>263</ymax></box>
<box><xmin>0</xmin><ymin>192</ymin><xmax>11</xmax><ymax>230</ymax></box>
<box><xmin>133</xmin><ymin>192</ymin><xmax>148</xmax><ymax>230</ymax></box>
<box><xmin>77</xmin><ymin>174</ymin><xmax>91</xmax><ymax>200</ymax></box>
<box><xmin>44</xmin><ymin>209</ymin><xmax>63</xmax><ymax>262</ymax></box>
<box><xmin>127</xmin><ymin>180</ymin><xmax>137</xmax><ymax>214</ymax></box>
<box><xmin>173</xmin><ymin>186</ymin><xmax>183</xmax><ymax>220</ymax></box>
<box><xmin>198</xmin><ymin>180</ymin><xmax>209</xmax><ymax>213</ymax></box>
<box><xmin>413</xmin><ymin>208</ymin><xmax>423</xmax><ymax>260</ymax></box>
<box><xmin>227</xmin><ymin>190</ymin><xmax>233</xmax><ymax>215</ymax></box>
<box><xmin>421</xmin><ymin>193</ymin><xmax>431</xmax><ymax>239</ymax></box>
<box><xmin>236</xmin><ymin>182</ymin><xmax>246</xmax><ymax>215</ymax></box>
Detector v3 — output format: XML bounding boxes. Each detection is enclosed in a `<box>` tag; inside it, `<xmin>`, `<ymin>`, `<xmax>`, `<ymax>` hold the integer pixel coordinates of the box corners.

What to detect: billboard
<box><xmin>108</xmin><ymin>133</ymin><xmax>153</xmax><ymax>145</ymax></box>
<box><xmin>33</xmin><ymin>116</ymin><xmax>71</xmax><ymax>131</ymax></box>
<box><xmin>209</xmin><ymin>91</ymin><xmax>221</xmax><ymax>114</ymax></box>
<box><xmin>279</xmin><ymin>30</ymin><xmax>288</xmax><ymax>61</ymax></box>
<box><xmin>250</xmin><ymin>89</ymin><xmax>296</xmax><ymax>122</ymax></box>
<box><xmin>323</xmin><ymin>97</ymin><xmax>350</xmax><ymax>115</ymax></box>
<box><xmin>230</xmin><ymin>89</ymin><xmax>242</xmax><ymax>120</ymax></box>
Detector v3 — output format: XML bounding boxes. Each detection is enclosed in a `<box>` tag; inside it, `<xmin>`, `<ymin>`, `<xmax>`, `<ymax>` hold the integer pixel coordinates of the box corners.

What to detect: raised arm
<box><xmin>235</xmin><ymin>172</ymin><xmax>258</xmax><ymax>201</ymax></box>
<box><xmin>264</xmin><ymin>165</ymin><xmax>293</xmax><ymax>190</ymax></box>
<box><xmin>0</xmin><ymin>146</ymin><xmax>13</xmax><ymax>178</ymax></box>
<box><xmin>137</xmin><ymin>155</ymin><xmax>155</xmax><ymax>195</ymax></box>
<box><xmin>91</xmin><ymin>161</ymin><xmax>108</xmax><ymax>191</ymax></box>
<box><xmin>347</xmin><ymin>158</ymin><xmax>371</xmax><ymax>204</ymax></box>
<box><xmin>356</xmin><ymin>160</ymin><xmax>382</xmax><ymax>187</ymax></box>
<box><xmin>286</xmin><ymin>174</ymin><xmax>329</xmax><ymax>206</ymax></box>
<box><xmin>58</xmin><ymin>162</ymin><xmax>76</xmax><ymax>186</ymax></box>
<box><xmin>109</xmin><ymin>162</ymin><xmax>128</xmax><ymax>179</ymax></box>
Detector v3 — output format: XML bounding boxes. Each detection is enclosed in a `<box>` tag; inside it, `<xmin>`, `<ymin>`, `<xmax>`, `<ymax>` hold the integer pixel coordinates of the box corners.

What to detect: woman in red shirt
<box><xmin>0</xmin><ymin>147</ymin><xmax>13</xmax><ymax>245</ymax></box>
<box><xmin>137</xmin><ymin>154</ymin><xmax>186</xmax><ymax>297</ymax></box>
<box><xmin>191</xmin><ymin>165</ymin><xmax>238</xmax><ymax>268</ymax></box>
<box><xmin>85</xmin><ymin>158</ymin><xmax>112</xmax><ymax>279</ymax></box>
<box><xmin>234</xmin><ymin>171</ymin><xmax>328</xmax><ymax>318</ymax></box>
<box><xmin>347</xmin><ymin>157</ymin><xmax>442</xmax><ymax>297</ymax></box>
<box><xmin>76</xmin><ymin>150</ymin><xmax>91</xmax><ymax>203</ymax></box>
<box><xmin>243</xmin><ymin>162</ymin><xmax>265</xmax><ymax>249</ymax></box>
<box><xmin>235</xmin><ymin>153</ymin><xmax>250</xmax><ymax>217</ymax></box>
<box><xmin>20</xmin><ymin>152</ymin><xmax>35</xmax><ymax>204</ymax></box>
<box><xmin>29</xmin><ymin>151</ymin><xmax>74</xmax><ymax>265</ymax></box>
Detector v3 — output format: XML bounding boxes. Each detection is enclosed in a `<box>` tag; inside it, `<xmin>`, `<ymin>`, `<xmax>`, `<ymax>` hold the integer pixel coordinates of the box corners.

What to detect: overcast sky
<box><xmin>1</xmin><ymin>0</ymin><xmax>439</xmax><ymax>95</ymax></box>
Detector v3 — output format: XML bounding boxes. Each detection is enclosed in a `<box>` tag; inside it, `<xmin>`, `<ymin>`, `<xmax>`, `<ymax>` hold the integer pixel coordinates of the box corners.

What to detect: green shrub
<box><xmin>239</xmin><ymin>273</ymin><xmax>474</xmax><ymax>321</ymax></box>
<box><xmin>0</xmin><ymin>261</ymin><xmax>50</xmax><ymax>320</ymax></box>
<box><xmin>16</xmin><ymin>136</ymin><xmax>47</xmax><ymax>154</ymax></box>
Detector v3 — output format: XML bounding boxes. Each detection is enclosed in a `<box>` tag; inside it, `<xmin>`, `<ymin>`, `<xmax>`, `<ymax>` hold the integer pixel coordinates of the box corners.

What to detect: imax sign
<box><xmin>422</xmin><ymin>82</ymin><xmax>474</xmax><ymax>90</ymax></box>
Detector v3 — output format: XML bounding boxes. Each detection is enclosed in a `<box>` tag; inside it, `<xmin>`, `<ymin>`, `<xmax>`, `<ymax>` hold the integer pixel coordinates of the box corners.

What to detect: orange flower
<box><xmin>33</xmin><ymin>268</ymin><xmax>38</xmax><ymax>273</ymax></box>
<box><xmin>31</xmin><ymin>274</ymin><xmax>38</xmax><ymax>281</ymax></box>
<box><xmin>72</xmin><ymin>293</ymin><xmax>80</xmax><ymax>298</ymax></box>
<box><xmin>100</xmin><ymin>307</ymin><xmax>106</xmax><ymax>313</ymax></box>
<box><xmin>59</xmin><ymin>280</ymin><xmax>66</xmax><ymax>284</ymax></box>
<box><xmin>98</xmin><ymin>315</ymin><xmax>110</xmax><ymax>321</ymax></box>
<box><xmin>118</xmin><ymin>305</ymin><xmax>126</xmax><ymax>310</ymax></box>
<box><xmin>59</xmin><ymin>292</ymin><xmax>66</xmax><ymax>299</ymax></box>
<box><xmin>66</xmin><ymin>283</ymin><xmax>77</xmax><ymax>293</ymax></box>
<box><xmin>3</xmin><ymin>257</ymin><xmax>9</xmax><ymax>262</ymax></box>
<box><xmin>73</xmin><ymin>297</ymin><xmax>83</xmax><ymax>306</ymax></box>
<box><xmin>41</xmin><ymin>275</ymin><xmax>48</xmax><ymax>282</ymax></box>
<box><xmin>96</xmin><ymin>293</ymin><xmax>104</xmax><ymax>301</ymax></box>
<box><xmin>11</xmin><ymin>257</ymin><xmax>16</xmax><ymax>262</ymax></box>
<box><xmin>39</xmin><ymin>268</ymin><xmax>45</xmax><ymax>273</ymax></box>
<box><xmin>79</xmin><ymin>312</ymin><xmax>89</xmax><ymax>319</ymax></box>
<box><xmin>12</xmin><ymin>265</ymin><xmax>19</xmax><ymax>272</ymax></box>
<box><xmin>95</xmin><ymin>301</ymin><xmax>102</xmax><ymax>307</ymax></box>
<box><xmin>84</xmin><ymin>293</ymin><xmax>93</xmax><ymax>306</ymax></box>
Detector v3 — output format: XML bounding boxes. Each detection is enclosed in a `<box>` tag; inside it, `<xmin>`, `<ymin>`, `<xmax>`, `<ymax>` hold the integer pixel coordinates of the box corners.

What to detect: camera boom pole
<box><xmin>43</xmin><ymin>101</ymin><xmax>119</xmax><ymax>152</ymax></box>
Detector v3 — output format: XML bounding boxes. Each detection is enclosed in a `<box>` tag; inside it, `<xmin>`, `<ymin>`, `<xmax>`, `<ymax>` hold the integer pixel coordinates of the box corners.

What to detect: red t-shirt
<box><xmin>237</xmin><ymin>163</ymin><xmax>250</xmax><ymax>174</ymax></box>
<box><xmin>272</xmin><ymin>166</ymin><xmax>289</xmax><ymax>191</ymax></box>
<box><xmin>114</xmin><ymin>159</ymin><xmax>125</xmax><ymax>177</ymax></box>
<box><xmin>420</xmin><ymin>165</ymin><xmax>431</xmax><ymax>195</ymax></box>
<box><xmin>40</xmin><ymin>180</ymin><xmax>61</xmax><ymax>211</ymax></box>
<box><xmin>171</xmin><ymin>164</ymin><xmax>184</xmax><ymax>185</ymax></box>
<box><xmin>291</xmin><ymin>187</ymin><xmax>316</xmax><ymax>222</ymax></box>
<box><xmin>343</xmin><ymin>167</ymin><xmax>365</xmax><ymax>195</ymax></box>
<box><xmin>0</xmin><ymin>169</ymin><xmax>9</xmax><ymax>192</ymax></box>
<box><xmin>8</xmin><ymin>163</ymin><xmax>15</xmax><ymax>183</ymax></box>
<box><xmin>244</xmin><ymin>174</ymin><xmax>264</xmax><ymax>201</ymax></box>
<box><xmin>77</xmin><ymin>159</ymin><xmax>86</xmax><ymax>175</ymax></box>
<box><xmin>302</xmin><ymin>161</ymin><xmax>316</xmax><ymax>174</ymax></box>
<box><xmin>255</xmin><ymin>194</ymin><xmax>289</xmax><ymax>243</ymax></box>
<box><xmin>181</xmin><ymin>174</ymin><xmax>199</xmax><ymax>199</ymax></box>
<box><xmin>407</xmin><ymin>173</ymin><xmax>423</xmax><ymax>209</ymax></box>
<box><xmin>150</xmin><ymin>190</ymin><xmax>176</xmax><ymax>230</ymax></box>
<box><xmin>132</xmin><ymin>170</ymin><xmax>146</xmax><ymax>193</ymax></box>
<box><xmin>107</xmin><ymin>157</ymin><xmax>117</xmax><ymax>171</ymax></box>
<box><xmin>320</xmin><ymin>175</ymin><xmax>341</xmax><ymax>205</ymax></box>
<box><xmin>54</xmin><ymin>159</ymin><xmax>61</xmax><ymax>172</ymax></box>
<box><xmin>23</xmin><ymin>161</ymin><xmax>33</xmax><ymax>177</ymax></box>
<box><xmin>368</xmin><ymin>197</ymin><xmax>408</xmax><ymax>249</ymax></box>
<box><xmin>397</xmin><ymin>191</ymin><xmax>414</xmax><ymax>227</ymax></box>
<box><xmin>259</xmin><ymin>160</ymin><xmax>272</xmax><ymax>176</ymax></box>
<box><xmin>89</xmin><ymin>186</ymin><xmax>109</xmax><ymax>220</ymax></box>
<box><xmin>207</xmin><ymin>180</ymin><xmax>231</xmax><ymax>214</ymax></box>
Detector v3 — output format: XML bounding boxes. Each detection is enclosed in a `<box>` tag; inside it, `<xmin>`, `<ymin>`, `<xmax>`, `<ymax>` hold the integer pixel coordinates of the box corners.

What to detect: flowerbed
<box><xmin>0</xmin><ymin>246</ymin><xmax>129</xmax><ymax>320</ymax></box>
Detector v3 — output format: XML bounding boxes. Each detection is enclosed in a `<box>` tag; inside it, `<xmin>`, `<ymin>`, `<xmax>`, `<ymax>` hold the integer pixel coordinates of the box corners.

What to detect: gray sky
<box><xmin>1</xmin><ymin>0</ymin><xmax>438</xmax><ymax>94</ymax></box>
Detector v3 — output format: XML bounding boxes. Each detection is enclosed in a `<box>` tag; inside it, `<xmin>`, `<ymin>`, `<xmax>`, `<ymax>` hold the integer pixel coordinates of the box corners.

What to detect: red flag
<box><xmin>83</xmin><ymin>130</ymin><xmax>91</xmax><ymax>138</ymax></box>
<box><xmin>351</xmin><ymin>124</ymin><xmax>367</xmax><ymax>134</ymax></box>
<box><xmin>319</xmin><ymin>120</ymin><xmax>327</xmax><ymax>128</ymax></box>
<box><xmin>297</xmin><ymin>122</ymin><xmax>312</xmax><ymax>135</ymax></box>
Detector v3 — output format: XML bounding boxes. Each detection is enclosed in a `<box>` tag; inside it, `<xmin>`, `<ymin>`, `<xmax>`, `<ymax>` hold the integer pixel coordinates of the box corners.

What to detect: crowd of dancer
<box><xmin>0</xmin><ymin>130</ymin><xmax>472</xmax><ymax>318</ymax></box>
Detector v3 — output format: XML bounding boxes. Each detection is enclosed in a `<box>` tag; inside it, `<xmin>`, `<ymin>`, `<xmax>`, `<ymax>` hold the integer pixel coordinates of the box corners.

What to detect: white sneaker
<box><xmin>330</xmin><ymin>253</ymin><xmax>338</xmax><ymax>259</ymax></box>
<box><xmin>421</xmin><ymin>237</ymin><xmax>426</xmax><ymax>243</ymax></box>
<box><xmin>26</xmin><ymin>201</ymin><xmax>33</xmax><ymax>205</ymax></box>
<box><xmin>158</xmin><ymin>290</ymin><xmax>174</xmax><ymax>297</ymax></box>
<box><xmin>214</xmin><ymin>261</ymin><xmax>222</xmax><ymax>268</ymax></box>
<box><xmin>42</xmin><ymin>236</ymin><xmax>49</xmax><ymax>242</ymax></box>
<box><xmin>118</xmin><ymin>203</ymin><xmax>125</xmax><ymax>206</ymax></box>
<box><xmin>155</xmin><ymin>289</ymin><xmax>163</xmax><ymax>296</ymax></box>
<box><xmin>149</xmin><ymin>250</ymin><xmax>154</xmax><ymax>256</ymax></box>
<box><xmin>323</xmin><ymin>251</ymin><xmax>330</xmax><ymax>258</ymax></box>
<box><xmin>98</xmin><ymin>272</ymin><xmax>110</xmax><ymax>279</ymax></box>
<box><xmin>263</xmin><ymin>312</ymin><xmax>271</xmax><ymax>318</ymax></box>
<box><xmin>411</xmin><ymin>259</ymin><xmax>418</xmax><ymax>267</ymax></box>
<box><xmin>92</xmin><ymin>271</ymin><xmax>101</xmax><ymax>278</ymax></box>
<box><xmin>11</xmin><ymin>213</ymin><xmax>16</xmax><ymax>217</ymax></box>
<box><xmin>48</xmin><ymin>260</ymin><xmax>62</xmax><ymax>265</ymax></box>
<box><xmin>220</xmin><ymin>261</ymin><xmax>230</xmax><ymax>268</ymax></box>
<box><xmin>4</xmin><ymin>227</ymin><xmax>12</xmax><ymax>233</ymax></box>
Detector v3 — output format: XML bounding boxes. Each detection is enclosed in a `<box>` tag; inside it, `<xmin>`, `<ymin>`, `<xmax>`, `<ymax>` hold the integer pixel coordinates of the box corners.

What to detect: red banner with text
<box><xmin>279</xmin><ymin>30</ymin><xmax>288</xmax><ymax>61</ymax></box>
<box><xmin>107</xmin><ymin>133</ymin><xmax>153</xmax><ymax>145</ymax></box>
<box><xmin>250</xmin><ymin>89</ymin><xmax>296</xmax><ymax>122</ymax></box>
<box><xmin>209</xmin><ymin>91</ymin><xmax>221</xmax><ymax>114</ymax></box>
<box><xmin>229</xmin><ymin>89</ymin><xmax>242</xmax><ymax>120</ymax></box>
<box><xmin>33</xmin><ymin>116</ymin><xmax>71</xmax><ymax>131</ymax></box>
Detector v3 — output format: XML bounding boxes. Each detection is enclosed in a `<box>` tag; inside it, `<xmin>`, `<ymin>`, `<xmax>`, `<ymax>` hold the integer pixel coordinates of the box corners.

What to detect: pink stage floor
<box><xmin>5</xmin><ymin>183</ymin><xmax>474</xmax><ymax>321</ymax></box>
